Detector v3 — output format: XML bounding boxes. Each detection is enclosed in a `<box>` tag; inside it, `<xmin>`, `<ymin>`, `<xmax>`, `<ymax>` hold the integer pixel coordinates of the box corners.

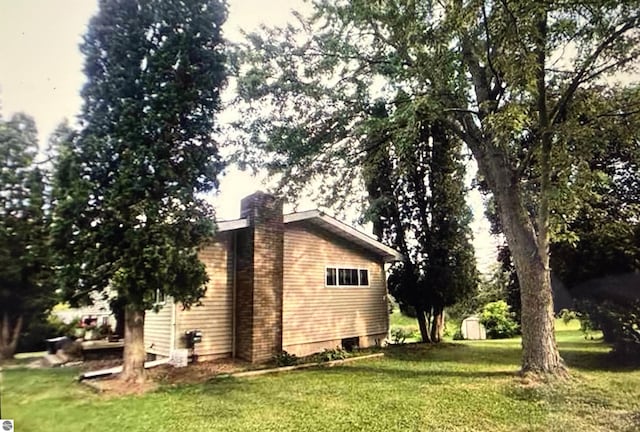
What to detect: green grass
<box><xmin>3</xmin><ymin>323</ymin><xmax>640</xmax><ymax>432</ymax></box>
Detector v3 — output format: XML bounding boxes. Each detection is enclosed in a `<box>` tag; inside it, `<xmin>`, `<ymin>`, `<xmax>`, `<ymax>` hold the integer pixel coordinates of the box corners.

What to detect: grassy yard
<box><xmin>2</xmin><ymin>323</ymin><xmax>639</xmax><ymax>432</ymax></box>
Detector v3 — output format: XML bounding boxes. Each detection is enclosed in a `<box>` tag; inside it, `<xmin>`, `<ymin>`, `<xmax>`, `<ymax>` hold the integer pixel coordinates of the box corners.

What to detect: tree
<box><xmin>233</xmin><ymin>0</ymin><xmax>640</xmax><ymax>375</ymax></box>
<box><xmin>52</xmin><ymin>0</ymin><xmax>227</xmax><ymax>382</ymax></box>
<box><xmin>0</xmin><ymin>113</ymin><xmax>53</xmax><ymax>361</ymax></box>
<box><xmin>363</xmin><ymin>105</ymin><xmax>477</xmax><ymax>342</ymax></box>
<box><xmin>484</xmin><ymin>85</ymin><xmax>640</xmax><ymax>342</ymax></box>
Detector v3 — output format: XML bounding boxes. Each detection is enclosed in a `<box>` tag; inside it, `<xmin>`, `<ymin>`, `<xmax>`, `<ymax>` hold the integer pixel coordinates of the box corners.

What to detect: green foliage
<box><xmin>273</xmin><ymin>350</ymin><xmax>299</xmax><ymax>367</ymax></box>
<box><xmin>51</xmin><ymin>0</ymin><xmax>228</xmax><ymax>313</ymax></box>
<box><xmin>480</xmin><ymin>301</ymin><xmax>519</xmax><ymax>339</ymax></box>
<box><xmin>558</xmin><ymin>309</ymin><xmax>578</xmax><ymax>326</ymax></box>
<box><xmin>390</xmin><ymin>326</ymin><xmax>413</xmax><ymax>344</ymax></box>
<box><xmin>234</xmin><ymin>6</ymin><xmax>479</xmax><ymax>344</ymax></box>
<box><xmin>17</xmin><ymin>315</ymin><xmax>80</xmax><ymax>353</ymax></box>
<box><xmin>232</xmin><ymin>0</ymin><xmax>640</xmax><ymax>372</ymax></box>
<box><xmin>314</xmin><ymin>347</ymin><xmax>350</xmax><ymax>362</ymax></box>
<box><xmin>576</xmin><ymin>296</ymin><xmax>640</xmax><ymax>361</ymax></box>
<box><xmin>0</xmin><ymin>112</ymin><xmax>55</xmax><ymax>358</ymax></box>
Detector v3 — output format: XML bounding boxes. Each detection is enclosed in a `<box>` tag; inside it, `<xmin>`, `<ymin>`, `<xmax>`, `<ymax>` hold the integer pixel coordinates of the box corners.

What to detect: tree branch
<box><xmin>550</xmin><ymin>15</ymin><xmax>640</xmax><ymax>126</ymax></box>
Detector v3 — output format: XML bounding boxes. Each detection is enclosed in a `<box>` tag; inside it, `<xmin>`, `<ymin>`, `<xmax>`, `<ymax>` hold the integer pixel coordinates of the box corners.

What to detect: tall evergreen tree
<box><xmin>0</xmin><ymin>113</ymin><xmax>53</xmax><ymax>361</ymax></box>
<box><xmin>52</xmin><ymin>0</ymin><xmax>227</xmax><ymax>382</ymax></box>
<box><xmin>363</xmin><ymin>104</ymin><xmax>477</xmax><ymax>342</ymax></box>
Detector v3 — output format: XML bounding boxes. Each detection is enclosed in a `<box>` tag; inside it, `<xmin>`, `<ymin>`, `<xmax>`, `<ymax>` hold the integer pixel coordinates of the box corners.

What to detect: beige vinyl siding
<box><xmin>282</xmin><ymin>222</ymin><xmax>389</xmax><ymax>354</ymax></box>
<box><xmin>176</xmin><ymin>232</ymin><xmax>234</xmax><ymax>359</ymax></box>
<box><xmin>144</xmin><ymin>301</ymin><xmax>173</xmax><ymax>357</ymax></box>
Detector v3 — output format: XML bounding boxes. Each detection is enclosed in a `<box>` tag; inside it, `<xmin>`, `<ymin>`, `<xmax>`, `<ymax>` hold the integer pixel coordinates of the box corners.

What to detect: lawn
<box><xmin>2</xmin><ymin>322</ymin><xmax>640</xmax><ymax>432</ymax></box>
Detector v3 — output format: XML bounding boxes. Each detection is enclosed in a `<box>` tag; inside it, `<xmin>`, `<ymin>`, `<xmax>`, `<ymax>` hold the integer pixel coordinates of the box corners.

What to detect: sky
<box><xmin>0</xmin><ymin>0</ymin><xmax>498</xmax><ymax>273</ymax></box>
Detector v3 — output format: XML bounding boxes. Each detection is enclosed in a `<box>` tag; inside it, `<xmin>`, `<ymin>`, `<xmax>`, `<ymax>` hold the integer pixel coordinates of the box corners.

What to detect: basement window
<box><xmin>326</xmin><ymin>267</ymin><xmax>369</xmax><ymax>287</ymax></box>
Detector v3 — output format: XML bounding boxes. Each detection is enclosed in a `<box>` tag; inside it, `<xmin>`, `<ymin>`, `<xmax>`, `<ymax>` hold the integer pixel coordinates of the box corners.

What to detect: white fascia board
<box><xmin>283</xmin><ymin>209</ymin><xmax>322</xmax><ymax>223</ymax></box>
<box><xmin>217</xmin><ymin>218</ymin><xmax>250</xmax><ymax>232</ymax></box>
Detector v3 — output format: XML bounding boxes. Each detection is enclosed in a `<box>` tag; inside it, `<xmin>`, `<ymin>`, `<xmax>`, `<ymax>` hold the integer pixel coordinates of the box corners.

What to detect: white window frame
<box><xmin>325</xmin><ymin>266</ymin><xmax>370</xmax><ymax>288</ymax></box>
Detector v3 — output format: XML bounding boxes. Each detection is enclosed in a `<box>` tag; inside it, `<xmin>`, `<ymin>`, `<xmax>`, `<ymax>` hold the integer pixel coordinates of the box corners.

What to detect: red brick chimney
<box><xmin>234</xmin><ymin>192</ymin><xmax>284</xmax><ymax>362</ymax></box>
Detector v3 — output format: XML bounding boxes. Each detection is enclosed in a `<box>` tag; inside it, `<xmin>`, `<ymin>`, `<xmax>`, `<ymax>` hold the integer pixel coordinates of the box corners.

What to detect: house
<box><xmin>144</xmin><ymin>191</ymin><xmax>403</xmax><ymax>363</ymax></box>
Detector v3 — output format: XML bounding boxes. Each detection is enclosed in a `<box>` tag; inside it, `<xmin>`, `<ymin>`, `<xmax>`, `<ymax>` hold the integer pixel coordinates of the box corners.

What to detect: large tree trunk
<box><xmin>416</xmin><ymin>308</ymin><xmax>431</xmax><ymax>343</ymax></box>
<box><xmin>0</xmin><ymin>313</ymin><xmax>23</xmax><ymax>362</ymax></box>
<box><xmin>121</xmin><ymin>307</ymin><xmax>146</xmax><ymax>383</ymax></box>
<box><xmin>474</xmin><ymin>145</ymin><xmax>565</xmax><ymax>375</ymax></box>
<box><xmin>430</xmin><ymin>306</ymin><xmax>444</xmax><ymax>343</ymax></box>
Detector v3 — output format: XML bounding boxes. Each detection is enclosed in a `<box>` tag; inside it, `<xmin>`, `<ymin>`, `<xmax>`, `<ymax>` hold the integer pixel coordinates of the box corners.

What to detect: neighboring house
<box><xmin>53</xmin><ymin>294</ymin><xmax>116</xmax><ymax>330</ymax></box>
<box><xmin>145</xmin><ymin>191</ymin><xmax>403</xmax><ymax>363</ymax></box>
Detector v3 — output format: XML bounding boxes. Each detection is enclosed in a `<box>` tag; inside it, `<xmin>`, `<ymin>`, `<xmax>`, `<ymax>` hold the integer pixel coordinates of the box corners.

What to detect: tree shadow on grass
<box><xmin>317</xmin><ymin>363</ymin><xmax>517</xmax><ymax>381</ymax></box>
<box><xmin>561</xmin><ymin>347</ymin><xmax>640</xmax><ymax>372</ymax></box>
<box><xmin>383</xmin><ymin>340</ymin><xmax>639</xmax><ymax>373</ymax></box>
<box><xmin>383</xmin><ymin>342</ymin><xmax>522</xmax><ymax>367</ymax></box>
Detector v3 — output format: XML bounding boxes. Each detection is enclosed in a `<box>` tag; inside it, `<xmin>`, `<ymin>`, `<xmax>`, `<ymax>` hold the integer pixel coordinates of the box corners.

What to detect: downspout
<box><xmin>170</xmin><ymin>299</ymin><xmax>177</xmax><ymax>353</ymax></box>
<box><xmin>232</xmin><ymin>230</ymin><xmax>238</xmax><ymax>358</ymax></box>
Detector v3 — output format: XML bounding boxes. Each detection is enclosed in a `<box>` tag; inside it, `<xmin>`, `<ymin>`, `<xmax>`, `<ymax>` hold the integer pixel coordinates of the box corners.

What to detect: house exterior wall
<box><xmin>144</xmin><ymin>301</ymin><xmax>173</xmax><ymax>357</ymax></box>
<box><xmin>282</xmin><ymin>222</ymin><xmax>389</xmax><ymax>356</ymax></box>
<box><xmin>144</xmin><ymin>233</ymin><xmax>235</xmax><ymax>360</ymax></box>
<box><xmin>175</xmin><ymin>232</ymin><xmax>235</xmax><ymax>360</ymax></box>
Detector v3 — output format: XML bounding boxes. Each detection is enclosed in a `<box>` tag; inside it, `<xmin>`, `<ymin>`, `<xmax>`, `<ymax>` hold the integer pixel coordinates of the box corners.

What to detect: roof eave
<box><xmin>284</xmin><ymin>211</ymin><xmax>404</xmax><ymax>263</ymax></box>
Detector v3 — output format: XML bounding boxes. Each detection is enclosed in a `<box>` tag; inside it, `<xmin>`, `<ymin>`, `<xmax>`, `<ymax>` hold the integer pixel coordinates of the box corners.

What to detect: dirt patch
<box><xmin>78</xmin><ymin>358</ymin><xmax>123</xmax><ymax>372</ymax></box>
<box><xmin>148</xmin><ymin>359</ymin><xmax>252</xmax><ymax>385</ymax></box>
<box><xmin>86</xmin><ymin>376</ymin><xmax>158</xmax><ymax>396</ymax></box>
<box><xmin>81</xmin><ymin>359</ymin><xmax>252</xmax><ymax>396</ymax></box>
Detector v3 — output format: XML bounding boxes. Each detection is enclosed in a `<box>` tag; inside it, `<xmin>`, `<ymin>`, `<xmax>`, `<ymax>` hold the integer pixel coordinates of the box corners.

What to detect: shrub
<box><xmin>558</xmin><ymin>308</ymin><xmax>578</xmax><ymax>325</ymax></box>
<box><xmin>17</xmin><ymin>315</ymin><xmax>81</xmax><ymax>353</ymax></box>
<box><xmin>273</xmin><ymin>350</ymin><xmax>298</xmax><ymax>367</ymax></box>
<box><xmin>390</xmin><ymin>327</ymin><xmax>413</xmax><ymax>344</ymax></box>
<box><xmin>480</xmin><ymin>300</ymin><xmax>519</xmax><ymax>339</ymax></box>
<box><xmin>452</xmin><ymin>329</ymin><xmax>464</xmax><ymax>340</ymax></box>
<box><xmin>315</xmin><ymin>347</ymin><xmax>349</xmax><ymax>362</ymax></box>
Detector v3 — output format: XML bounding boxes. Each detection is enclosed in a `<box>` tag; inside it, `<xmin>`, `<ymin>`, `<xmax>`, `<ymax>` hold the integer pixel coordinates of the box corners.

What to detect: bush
<box><xmin>390</xmin><ymin>327</ymin><xmax>413</xmax><ymax>344</ymax></box>
<box><xmin>273</xmin><ymin>350</ymin><xmax>298</xmax><ymax>367</ymax></box>
<box><xmin>480</xmin><ymin>300</ymin><xmax>519</xmax><ymax>339</ymax></box>
<box><xmin>17</xmin><ymin>315</ymin><xmax>81</xmax><ymax>353</ymax></box>
<box><xmin>452</xmin><ymin>329</ymin><xmax>464</xmax><ymax>340</ymax></box>
<box><xmin>576</xmin><ymin>298</ymin><xmax>640</xmax><ymax>359</ymax></box>
<box><xmin>315</xmin><ymin>347</ymin><xmax>349</xmax><ymax>362</ymax></box>
<box><xmin>558</xmin><ymin>308</ymin><xmax>578</xmax><ymax>325</ymax></box>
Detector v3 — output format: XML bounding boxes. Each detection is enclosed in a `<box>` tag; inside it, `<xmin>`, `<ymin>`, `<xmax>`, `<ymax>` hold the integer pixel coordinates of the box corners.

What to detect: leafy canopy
<box><xmin>52</xmin><ymin>0</ymin><xmax>228</xmax><ymax>311</ymax></box>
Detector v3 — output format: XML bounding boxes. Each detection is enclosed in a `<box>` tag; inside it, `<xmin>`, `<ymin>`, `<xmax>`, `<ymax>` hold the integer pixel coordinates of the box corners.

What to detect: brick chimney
<box><xmin>234</xmin><ymin>192</ymin><xmax>284</xmax><ymax>362</ymax></box>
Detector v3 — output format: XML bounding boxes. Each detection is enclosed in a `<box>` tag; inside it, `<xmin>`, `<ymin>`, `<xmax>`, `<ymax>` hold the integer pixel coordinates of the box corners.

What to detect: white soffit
<box><xmin>284</xmin><ymin>210</ymin><xmax>404</xmax><ymax>263</ymax></box>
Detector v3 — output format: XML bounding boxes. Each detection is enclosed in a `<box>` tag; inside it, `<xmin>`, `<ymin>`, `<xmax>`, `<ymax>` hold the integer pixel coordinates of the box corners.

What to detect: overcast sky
<box><xmin>0</xmin><ymin>0</ymin><xmax>498</xmax><ymax>273</ymax></box>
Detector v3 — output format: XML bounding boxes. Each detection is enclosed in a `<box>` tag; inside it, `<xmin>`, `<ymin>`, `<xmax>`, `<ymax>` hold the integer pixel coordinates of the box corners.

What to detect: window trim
<box><xmin>325</xmin><ymin>266</ymin><xmax>370</xmax><ymax>288</ymax></box>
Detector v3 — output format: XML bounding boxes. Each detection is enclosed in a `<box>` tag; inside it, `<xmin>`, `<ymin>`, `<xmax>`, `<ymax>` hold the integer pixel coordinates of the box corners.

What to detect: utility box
<box><xmin>185</xmin><ymin>330</ymin><xmax>202</xmax><ymax>348</ymax></box>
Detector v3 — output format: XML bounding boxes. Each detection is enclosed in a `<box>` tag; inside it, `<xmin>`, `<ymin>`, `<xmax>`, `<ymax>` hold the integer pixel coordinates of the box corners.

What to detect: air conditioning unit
<box><xmin>1</xmin><ymin>419</ymin><xmax>14</xmax><ymax>432</ymax></box>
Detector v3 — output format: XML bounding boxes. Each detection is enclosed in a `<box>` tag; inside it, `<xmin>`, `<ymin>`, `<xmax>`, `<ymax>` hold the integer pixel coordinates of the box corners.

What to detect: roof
<box><xmin>217</xmin><ymin>210</ymin><xmax>404</xmax><ymax>263</ymax></box>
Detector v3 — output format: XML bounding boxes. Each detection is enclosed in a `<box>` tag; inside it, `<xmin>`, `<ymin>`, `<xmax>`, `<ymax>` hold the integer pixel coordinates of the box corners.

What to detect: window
<box><xmin>326</xmin><ymin>268</ymin><xmax>337</xmax><ymax>286</ymax></box>
<box><xmin>326</xmin><ymin>267</ymin><xmax>369</xmax><ymax>287</ymax></box>
<box><xmin>359</xmin><ymin>269</ymin><xmax>369</xmax><ymax>286</ymax></box>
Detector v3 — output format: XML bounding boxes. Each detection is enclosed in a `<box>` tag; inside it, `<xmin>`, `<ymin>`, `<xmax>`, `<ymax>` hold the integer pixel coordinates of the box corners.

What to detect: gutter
<box><xmin>231</xmin><ymin>230</ymin><xmax>238</xmax><ymax>359</ymax></box>
<box><xmin>170</xmin><ymin>300</ymin><xmax>177</xmax><ymax>353</ymax></box>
